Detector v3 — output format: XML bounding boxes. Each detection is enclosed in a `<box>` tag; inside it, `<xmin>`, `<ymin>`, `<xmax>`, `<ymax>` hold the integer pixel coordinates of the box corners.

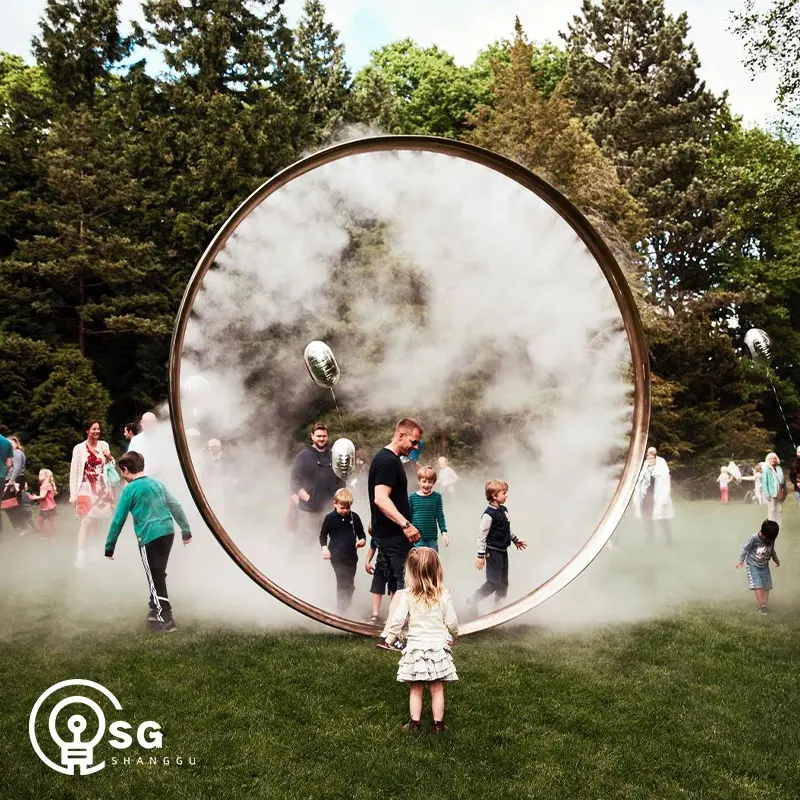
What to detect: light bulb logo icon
<box><xmin>29</xmin><ymin>679</ymin><xmax>123</xmax><ymax>775</ymax></box>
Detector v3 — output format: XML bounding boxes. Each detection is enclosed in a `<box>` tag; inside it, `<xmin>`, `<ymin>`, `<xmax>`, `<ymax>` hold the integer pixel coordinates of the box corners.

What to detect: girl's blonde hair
<box><xmin>404</xmin><ymin>547</ymin><xmax>444</xmax><ymax>607</ymax></box>
<box><xmin>39</xmin><ymin>469</ymin><xmax>57</xmax><ymax>496</ymax></box>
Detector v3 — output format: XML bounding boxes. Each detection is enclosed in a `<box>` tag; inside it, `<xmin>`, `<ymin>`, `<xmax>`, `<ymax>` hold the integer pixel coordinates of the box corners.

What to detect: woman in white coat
<box><xmin>634</xmin><ymin>446</ymin><xmax>674</xmax><ymax>545</ymax></box>
<box><xmin>69</xmin><ymin>419</ymin><xmax>115</xmax><ymax>568</ymax></box>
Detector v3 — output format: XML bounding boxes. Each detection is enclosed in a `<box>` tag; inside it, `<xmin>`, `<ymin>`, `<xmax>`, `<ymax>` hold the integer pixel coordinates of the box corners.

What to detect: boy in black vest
<box><xmin>469</xmin><ymin>479</ymin><xmax>527</xmax><ymax>611</ymax></box>
<box><xmin>320</xmin><ymin>488</ymin><xmax>366</xmax><ymax>613</ymax></box>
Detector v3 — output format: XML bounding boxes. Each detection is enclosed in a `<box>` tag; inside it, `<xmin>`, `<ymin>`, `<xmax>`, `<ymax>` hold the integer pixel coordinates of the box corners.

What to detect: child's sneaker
<box><xmin>432</xmin><ymin>720</ymin><xmax>448</xmax><ymax>734</ymax></box>
<box><xmin>392</xmin><ymin>639</ymin><xmax>406</xmax><ymax>652</ymax></box>
<box><xmin>375</xmin><ymin>637</ymin><xmax>393</xmax><ymax>650</ymax></box>
<box><xmin>402</xmin><ymin>718</ymin><xmax>421</xmax><ymax>732</ymax></box>
<box><xmin>367</xmin><ymin>615</ymin><xmax>379</xmax><ymax>625</ymax></box>
<box><xmin>759</xmin><ymin>605</ymin><xmax>769</xmax><ymax>615</ymax></box>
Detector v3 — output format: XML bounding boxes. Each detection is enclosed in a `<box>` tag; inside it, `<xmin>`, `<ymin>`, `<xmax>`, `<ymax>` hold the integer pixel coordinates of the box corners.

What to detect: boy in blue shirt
<box><xmin>736</xmin><ymin>519</ymin><xmax>780</xmax><ymax>615</ymax></box>
<box><xmin>105</xmin><ymin>451</ymin><xmax>192</xmax><ymax>632</ymax></box>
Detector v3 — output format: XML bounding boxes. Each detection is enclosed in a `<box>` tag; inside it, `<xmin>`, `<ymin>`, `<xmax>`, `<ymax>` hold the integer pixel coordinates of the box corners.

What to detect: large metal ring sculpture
<box><xmin>168</xmin><ymin>136</ymin><xmax>651</xmax><ymax>637</ymax></box>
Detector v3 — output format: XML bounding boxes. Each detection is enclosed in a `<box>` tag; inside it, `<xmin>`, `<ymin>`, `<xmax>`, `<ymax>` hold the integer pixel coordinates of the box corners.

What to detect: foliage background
<box><xmin>1</xmin><ymin>0</ymin><xmax>799</xmax><ymax>493</ymax></box>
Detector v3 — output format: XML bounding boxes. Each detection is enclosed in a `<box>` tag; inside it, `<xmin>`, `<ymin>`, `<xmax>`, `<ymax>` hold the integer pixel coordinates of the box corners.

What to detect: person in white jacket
<box><xmin>633</xmin><ymin>446</ymin><xmax>674</xmax><ymax>545</ymax></box>
<box><xmin>69</xmin><ymin>419</ymin><xmax>115</xmax><ymax>568</ymax></box>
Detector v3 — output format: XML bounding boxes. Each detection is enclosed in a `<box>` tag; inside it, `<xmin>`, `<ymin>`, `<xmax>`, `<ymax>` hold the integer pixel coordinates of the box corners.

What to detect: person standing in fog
<box><xmin>289</xmin><ymin>422</ymin><xmax>342</xmax><ymax>546</ymax></box>
<box><xmin>371</xmin><ymin>418</ymin><xmax>424</xmax><ymax>651</ymax></box>
<box><xmin>761</xmin><ymin>452</ymin><xmax>786</xmax><ymax>525</ymax></box>
<box><xmin>634</xmin><ymin>446</ymin><xmax>674</xmax><ymax>545</ymax></box>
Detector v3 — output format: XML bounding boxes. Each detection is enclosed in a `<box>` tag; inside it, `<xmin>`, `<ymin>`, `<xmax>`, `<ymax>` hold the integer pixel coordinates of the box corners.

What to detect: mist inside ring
<box><xmin>180</xmin><ymin>149</ymin><xmax>634</xmax><ymax>622</ymax></box>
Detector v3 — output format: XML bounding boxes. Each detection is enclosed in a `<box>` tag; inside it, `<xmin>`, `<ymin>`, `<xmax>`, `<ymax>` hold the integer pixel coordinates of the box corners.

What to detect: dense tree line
<box><xmin>1</xmin><ymin>0</ymin><xmax>798</xmax><ymax>492</ymax></box>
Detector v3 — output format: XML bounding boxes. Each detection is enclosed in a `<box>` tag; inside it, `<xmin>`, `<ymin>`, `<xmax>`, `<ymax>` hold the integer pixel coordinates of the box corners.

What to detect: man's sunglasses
<box><xmin>403</xmin><ymin>433</ymin><xmax>420</xmax><ymax>447</ymax></box>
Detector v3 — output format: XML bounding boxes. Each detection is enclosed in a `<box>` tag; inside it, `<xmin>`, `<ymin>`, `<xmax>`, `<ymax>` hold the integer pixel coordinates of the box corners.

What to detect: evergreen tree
<box><xmin>136</xmin><ymin>0</ymin><xmax>294</xmax><ymax>95</ymax></box>
<box><xmin>32</xmin><ymin>0</ymin><xmax>131</xmax><ymax>108</ymax></box>
<box><xmin>473</xmin><ymin>39</ymin><xmax>569</xmax><ymax>100</ymax></box>
<box><xmin>293</xmin><ymin>0</ymin><xmax>351</xmax><ymax>147</ymax></box>
<box><xmin>0</xmin><ymin>54</ymin><xmax>53</xmax><ymax>252</ymax></box>
<box><xmin>563</xmin><ymin>0</ymin><xmax>727</xmax><ymax>300</ymax></box>
<box><xmin>465</xmin><ymin>20</ymin><xmax>644</xmax><ymax>243</ymax></box>
<box><xmin>1</xmin><ymin>105</ymin><xmax>167</xmax><ymax>356</ymax></box>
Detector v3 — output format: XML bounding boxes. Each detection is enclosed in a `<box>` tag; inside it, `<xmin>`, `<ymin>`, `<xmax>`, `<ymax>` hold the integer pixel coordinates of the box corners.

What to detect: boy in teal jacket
<box><xmin>105</xmin><ymin>450</ymin><xmax>192</xmax><ymax>632</ymax></box>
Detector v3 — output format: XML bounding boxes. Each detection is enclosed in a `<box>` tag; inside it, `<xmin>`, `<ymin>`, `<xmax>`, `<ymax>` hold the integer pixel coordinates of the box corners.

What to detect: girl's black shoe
<box><xmin>402</xmin><ymin>719</ymin><xmax>421</xmax><ymax>732</ymax></box>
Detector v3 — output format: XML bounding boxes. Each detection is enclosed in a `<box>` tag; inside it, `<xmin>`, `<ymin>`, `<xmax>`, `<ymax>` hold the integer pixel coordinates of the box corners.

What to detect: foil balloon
<box><xmin>304</xmin><ymin>341</ymin><xmax>341</xmax><ymax>388</ymax></box>
<box><xmin>744</xmin><ymin>328</ymin><xmax>772</xmax><ymax>366</ymax></box>
<box><xmin>331</xmin><ymin>437</ymin><xmax>356</xmax><ymax>481</ymax></box>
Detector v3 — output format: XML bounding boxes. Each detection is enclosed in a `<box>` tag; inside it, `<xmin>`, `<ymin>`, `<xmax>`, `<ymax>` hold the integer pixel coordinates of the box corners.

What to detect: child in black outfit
<box><xmin>320</xmin><ymin>488</ymin><xmax>366</xmax><ymax>613</ymax></box>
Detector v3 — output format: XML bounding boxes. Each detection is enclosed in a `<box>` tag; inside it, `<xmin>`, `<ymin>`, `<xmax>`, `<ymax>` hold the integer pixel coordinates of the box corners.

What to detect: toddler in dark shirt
<box><xmin>320</xmin><ymin>488</ymin><xmax>366</xmax><ymax>613</ymax></box>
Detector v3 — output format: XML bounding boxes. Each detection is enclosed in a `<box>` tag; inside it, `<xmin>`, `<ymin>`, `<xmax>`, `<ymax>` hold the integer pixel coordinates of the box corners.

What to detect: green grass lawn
<box><xmin>1</xmin><ymin>499</ymin><xmax>799</xmax><ymax>799</ymax></box>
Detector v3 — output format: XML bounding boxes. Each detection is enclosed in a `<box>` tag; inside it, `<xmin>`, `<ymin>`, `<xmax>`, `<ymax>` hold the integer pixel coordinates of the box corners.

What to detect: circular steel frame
<box><xmin>168</xmin><ymin>136</ymin><xmax>651</xmax><ymax>637</ymax></box>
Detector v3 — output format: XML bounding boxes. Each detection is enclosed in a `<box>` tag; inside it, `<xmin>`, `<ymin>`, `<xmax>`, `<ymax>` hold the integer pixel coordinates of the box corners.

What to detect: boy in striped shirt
<box><xmin>409</xmin><ymin>466</ymin><xmax>449</xmax><ymax>552</ymax></box>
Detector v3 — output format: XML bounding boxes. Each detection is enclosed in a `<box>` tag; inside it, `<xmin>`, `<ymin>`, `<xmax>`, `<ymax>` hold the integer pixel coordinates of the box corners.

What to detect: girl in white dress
<box><xmin>385</xmin><ymin>547</ymin><xmax>458</xmax><ymax>733</ymax></box>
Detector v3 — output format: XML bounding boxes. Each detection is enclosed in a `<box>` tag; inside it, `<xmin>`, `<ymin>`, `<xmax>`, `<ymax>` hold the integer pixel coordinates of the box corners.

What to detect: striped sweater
<box><xmin>408</xmin><ymin>491</ymin><xmax>447</xmax><ymax>542</ymax></box>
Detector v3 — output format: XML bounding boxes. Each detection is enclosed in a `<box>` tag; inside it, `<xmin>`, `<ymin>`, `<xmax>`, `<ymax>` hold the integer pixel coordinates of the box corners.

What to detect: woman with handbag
<box><xmin>761</xmin><ymin>452</ymin><xmax>786</xmax><ymax>526</ymax></box>
<box><xmin>6</xmin><ymin>436</ymin><xmax>28</xmax><ymax>535</ymax></box>
<box><xmin>69</xmin><ymin>420</ymin><xmax>116</xmax><ymax>568</ymax></box>
<box><xmin>0</xmin><ymin>432</ymin><xmax>15</xmax><ymax>533</ymax></box>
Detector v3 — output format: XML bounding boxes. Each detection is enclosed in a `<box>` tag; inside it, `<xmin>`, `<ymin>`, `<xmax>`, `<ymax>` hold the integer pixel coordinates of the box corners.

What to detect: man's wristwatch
<box><xmin>402</xmin><ymin>521</ymin><xmax>411</xmax><ymax>530</ymax></box>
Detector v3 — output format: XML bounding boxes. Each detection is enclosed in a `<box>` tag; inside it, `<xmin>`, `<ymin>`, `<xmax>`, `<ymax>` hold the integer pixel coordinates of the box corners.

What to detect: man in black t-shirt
<box><xmin>369</xmin><ymin>417</ymin><xmax>423</xmax><ymax>649</ymax></box>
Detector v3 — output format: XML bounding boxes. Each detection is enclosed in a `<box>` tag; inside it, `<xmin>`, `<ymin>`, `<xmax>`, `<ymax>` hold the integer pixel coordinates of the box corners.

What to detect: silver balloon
<box><xmin>303</xmin><ymin>341</ymin><xmax>340</xmax><ymax>388</ymax></box>
<box><xmin>744</xmin><ymin>328</ymin><xmax>772</xmax><ymax>366</ymax></box>
<box><xmin>331</xmin><ymin>437</ymin><xmax>356</xmax><ymax>481</ymax></box>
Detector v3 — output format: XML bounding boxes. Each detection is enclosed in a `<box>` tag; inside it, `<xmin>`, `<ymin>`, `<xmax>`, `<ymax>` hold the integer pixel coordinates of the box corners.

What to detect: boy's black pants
<box><xmin>474</xmin><ymin>549</ymin><xmax>509</xmax><ymax>602</ymax></box>
<box><xmin>331</xmin><ymin>558</ymin><xmax>357</xmax><ymax>612</ymax></box>
<box><xmin>139</xmin><ymin>534</ymin><xmax>174</xmax><ymax>623</ymax></box>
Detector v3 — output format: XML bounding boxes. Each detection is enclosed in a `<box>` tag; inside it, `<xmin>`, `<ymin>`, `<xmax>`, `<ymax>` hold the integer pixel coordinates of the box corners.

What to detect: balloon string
<box><xmin>768</xmin><ymin>376</ymin><xmax>796</xmax><ymax>449</ymax></box>
<box><xmin>330</xmin><ymin>389</ymin><xmax>348</xmax><ymax>439</ymax></box>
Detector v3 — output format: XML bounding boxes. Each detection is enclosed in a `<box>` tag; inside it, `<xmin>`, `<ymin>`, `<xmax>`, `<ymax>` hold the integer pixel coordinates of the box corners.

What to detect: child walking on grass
<box><xmin>736</xmin><ymin>519</ymin><xmax>780</xmax><ymax>615</ymax></box>
<box><xmin>468</xmin><ymin>479</ymin><xmax>527</xmax><ymax>612</ymax></box>
<box><xmin>717</xmin><ymin>466</ymin><xmax>729</xmax><ymax>504</ymax></box>
<box><xmin>29</xmin><ymin>469</ymin><xmax>57</xmax><ymax>538</ymax></box>
<box><xmin>385</xmin><ymin>547</ymin><xmax>458</xmax><ymax>734</ymax></box>
<box><xmin>319</xmin><ymin>488</ymin><xmax>366</xmax><ymax>614</ymax></box>
<box><xmin>104</xmin><ymin>451</ymin><xmax>192</xmax><ymax>632</ymax></box>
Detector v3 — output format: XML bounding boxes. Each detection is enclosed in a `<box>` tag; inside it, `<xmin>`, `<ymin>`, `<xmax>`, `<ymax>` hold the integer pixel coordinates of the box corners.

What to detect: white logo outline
<box><xmin>29</xmin><ymin>679</ymin><xmax>123</xmax><ymax>775</ymax></box>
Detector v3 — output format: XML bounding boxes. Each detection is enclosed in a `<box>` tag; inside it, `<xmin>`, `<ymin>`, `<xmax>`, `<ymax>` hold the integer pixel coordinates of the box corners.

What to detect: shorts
<box><xmin>370</xmin><ymin>553</ymin><xmax>397</xmax><ymax>595</ymax></box>
<box><xmin>372</xmin><ymin>535</ymin><xmax>412</xmax><ymax>590</ymax></box>
<box><xmin>746</xmin><ymin>562</ymin><xmax>772</xmax><ymax>591</ymax></box>
<box><xmin>414</xmin><ymin>539</ymin><xmax>439</xmax><ymax>552</ymax></box>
